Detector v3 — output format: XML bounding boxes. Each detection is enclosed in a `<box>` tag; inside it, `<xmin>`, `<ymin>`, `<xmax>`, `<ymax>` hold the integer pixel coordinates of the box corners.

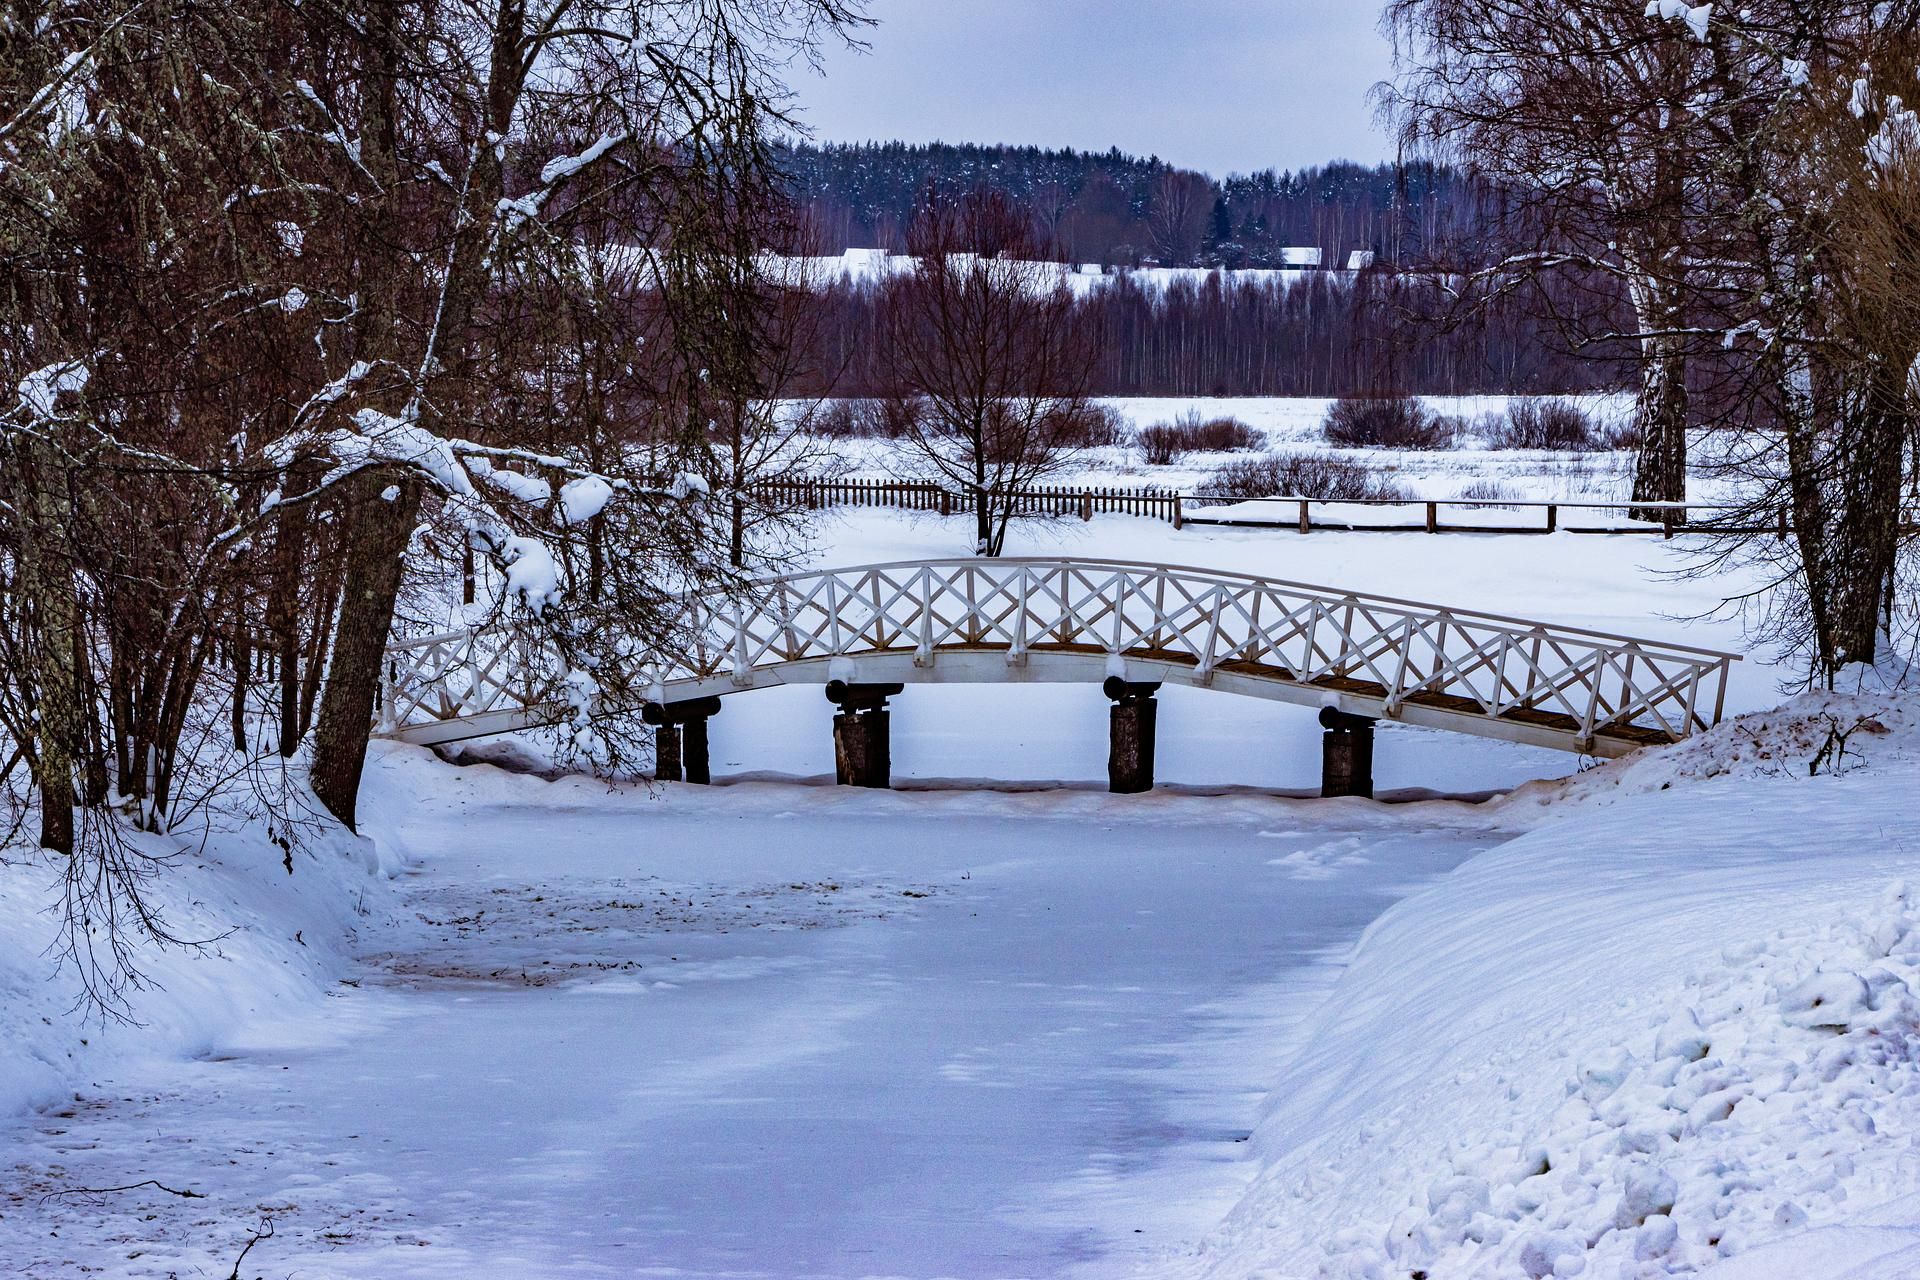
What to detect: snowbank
<box><xmin>0</xmin><ymin>820</ymin><xmax>394</xmax><ymax>1118</ymax></box>
<box><xmin>1177</xmin><ymin>693</ymin><xmax>1920</xmax><ymax>1279</ymax></box>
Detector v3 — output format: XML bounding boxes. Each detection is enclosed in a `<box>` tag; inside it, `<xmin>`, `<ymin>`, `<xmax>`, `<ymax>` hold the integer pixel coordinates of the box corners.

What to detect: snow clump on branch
<box><xmin>1646</xmin><ymin>0</ymin><xmax>1713</xmax><ymax>40</ymax></box>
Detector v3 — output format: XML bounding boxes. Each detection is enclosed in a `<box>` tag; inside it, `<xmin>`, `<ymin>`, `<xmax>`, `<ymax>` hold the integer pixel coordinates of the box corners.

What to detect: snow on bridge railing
<box><xmin>382</xmin><ymin>558</ymin><xmax>1739</xmax><ymax>756</ymax></box>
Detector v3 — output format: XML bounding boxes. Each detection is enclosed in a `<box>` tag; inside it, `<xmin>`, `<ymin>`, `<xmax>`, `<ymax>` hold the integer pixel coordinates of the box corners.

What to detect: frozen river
<box><xmin>4</xmin><ymin>753</ymin><xmax>1503</xmax><ymax>1277</ymax></box>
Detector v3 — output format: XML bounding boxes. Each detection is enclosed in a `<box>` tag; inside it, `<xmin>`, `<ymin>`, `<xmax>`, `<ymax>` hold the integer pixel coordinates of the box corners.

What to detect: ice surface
<box><xmin>1</xmin><ymin>750</ymin><xmax>1500</xmax><ymax>1276</ymax></box>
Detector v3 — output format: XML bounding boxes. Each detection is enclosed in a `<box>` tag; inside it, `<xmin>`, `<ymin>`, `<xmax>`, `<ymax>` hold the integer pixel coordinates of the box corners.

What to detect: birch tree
<box><xmin>1381</xmin><ymin>0</ymin><xmax>1717</xmax><ymax>519</ymax></box>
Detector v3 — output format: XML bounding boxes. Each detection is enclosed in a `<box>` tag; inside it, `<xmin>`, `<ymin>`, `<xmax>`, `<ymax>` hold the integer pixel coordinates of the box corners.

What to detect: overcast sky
<box><xmin>791</xmin><ymin>1</ymin><xmax>1396</xmax><ymax>177</ymax></box>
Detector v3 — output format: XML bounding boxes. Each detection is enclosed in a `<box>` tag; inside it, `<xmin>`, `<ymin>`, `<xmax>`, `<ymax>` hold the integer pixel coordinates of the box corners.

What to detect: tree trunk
<box><xmin>19</xmin><ymin>436</ymin><xmax>78</xmax><ymax>854</ymax></box>
<box><xmin>1828</xmin><ymin>363</ymin><xmax>1910</xmax><ymax>670</ymax></box>
<box><xmin>1629</xmin><ymin>338</ymin><xmax>1688</xmax><ymax>523</ymax></box>
<box><xmin>232</xmin><ymin>627</ymin><xmax>250</xmax><ymax>752</ymax></box>
<box><xmin>310</xmin><ymin>475</ymin><xmax>421</xmax><ymax>828</ymax></box>
<box><xmin>272</xmin><ymin>467</ymin><xmax>313</xmax><ymax>755</ymax></box>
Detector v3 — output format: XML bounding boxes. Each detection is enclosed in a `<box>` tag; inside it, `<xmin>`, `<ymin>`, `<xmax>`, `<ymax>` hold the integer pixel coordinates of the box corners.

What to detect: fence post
<box><xmin>1298</xmin><ymin>499</ymin><xmax>1311</xmax><ymax>535</ymax></box>
<box><xmin>1425</xmin><ymin>501</ymin><xmax>1438</xmax><ymax>534</ymax></box>
<box><xmin>1546</xmin><ymin>503</ymin><xmax>1557</xmax><ymax>534</ymax></box>
<box><xmin>1172</xmin><ymin>494</ymin><xmax>1183</xmax><ymax>530</ymax></box>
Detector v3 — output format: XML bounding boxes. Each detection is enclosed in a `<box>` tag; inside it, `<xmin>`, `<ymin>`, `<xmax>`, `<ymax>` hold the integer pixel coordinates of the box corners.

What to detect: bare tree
<box><xmin>276</xmin><ymin>0</ymin><xmax>870</xmax><ymax>826</ymax></box>
<box><xmin>1147</xmin><ymin>170</ymin><xmax>1211</xmax><ymax>268</ymax></box>
<box><xmin>0</xmin><ymin>0</ymin><xmax>870</xmax><ymax>1013</ymax></box>
<box><xmin>1687</xmin><ymin>12</ymin><xmax>1920</xmax><ymax>680</ymax></box>
<box><xmin>879</xmin><ymin>188</ymin><xmax>1100</xmax><ymax>556</ymax></box>
<box><xmin>1380</xmin><ymin>0</ymin><xmax>1715</xmax><ymax>519</ymax></box>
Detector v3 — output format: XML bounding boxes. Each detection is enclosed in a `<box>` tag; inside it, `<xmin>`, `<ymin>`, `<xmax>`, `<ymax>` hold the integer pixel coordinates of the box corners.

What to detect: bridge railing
<box><xmin>384</xmin><ymin>558</ymin><xmax>1736</xmax><ymax>751</ymax></box>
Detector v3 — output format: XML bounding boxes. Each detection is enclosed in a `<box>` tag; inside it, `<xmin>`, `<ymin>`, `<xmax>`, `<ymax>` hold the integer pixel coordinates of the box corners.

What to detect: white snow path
<box><xmin>0</xmin><ymin>760</ymin><xmax>1505</xmax><ymax>1278</ymax></box>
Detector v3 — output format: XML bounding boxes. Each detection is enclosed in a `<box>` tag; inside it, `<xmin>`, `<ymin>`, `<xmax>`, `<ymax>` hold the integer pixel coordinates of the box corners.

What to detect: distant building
<box><xmin>1279</xmin><ymin>247</ymin><xmax>1322</xmax><ymax>269</ymax></box>
<box><xmin>1347</xmin><ymin>250</ymin><xmax>1377</xmax><ymax>270</ymax></box>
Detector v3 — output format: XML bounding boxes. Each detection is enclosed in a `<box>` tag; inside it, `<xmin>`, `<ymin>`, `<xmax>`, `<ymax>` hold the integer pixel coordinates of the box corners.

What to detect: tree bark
<box><xmin>1828</xmin><ymin>362</ymin><xmax>1910</xmax><ymax>669</ymax></box>
<box><xmin>272</xmin><ymin>464</ymin><xmax>314</xmax><ymax>755</ymax></box>
<box><xmin>19</xmin><ymin>436</ymin><xmax>78</xmax><ymax>853</ymax></box>
<box><xmin>310</xmin><ymin>475</ymin><xmax>420</xmax><ymax>828</ymax></box>
<box><xmin>1629</xmin><ymin>337</ymin><xmax>1689</xmax><ymax>523</ymax></box>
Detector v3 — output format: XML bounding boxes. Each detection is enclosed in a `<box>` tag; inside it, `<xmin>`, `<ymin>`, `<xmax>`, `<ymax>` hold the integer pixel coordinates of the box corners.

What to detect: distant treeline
<box><xmin>792</xmin><ymin>272</ymin><xmax>1626</xmax><ymax>399</ymax></box>
<box><xmin>776</xmin><ymin>140</ymin><xmax>1625</xmax><ymax>396</ymax></box>
<box><xmin>776</xmin><ymin>141</ymin><xmax>1493</xmax><ymax>271</ymax></box>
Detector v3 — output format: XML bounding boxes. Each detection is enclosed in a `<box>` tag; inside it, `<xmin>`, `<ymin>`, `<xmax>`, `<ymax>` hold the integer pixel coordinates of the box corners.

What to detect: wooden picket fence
<box><xmin>752</xmin><ymin>478</ymin><xmax>1186</xmax><ymax>524</ymax></box>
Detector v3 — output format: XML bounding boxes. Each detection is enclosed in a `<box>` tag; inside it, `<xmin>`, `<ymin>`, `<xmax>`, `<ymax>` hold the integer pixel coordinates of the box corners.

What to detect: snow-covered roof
<box><xmin>1347</xmin><ymin>250</ymin><xmax>1376</xmax><ymax>270</ymax></box>
<box><xmin>1279</xmin><ymin>247</ymin><xmax>1323</xmax><ymax>268</ymax></box>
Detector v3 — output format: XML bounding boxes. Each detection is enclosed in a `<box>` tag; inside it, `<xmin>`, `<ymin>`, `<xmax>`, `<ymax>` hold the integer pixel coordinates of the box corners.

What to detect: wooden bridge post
<box><xmin>1319</xmin><ymin>707</ymin><xmax>1375</xmax><ymax>799</ymax></box>
<box><xmin>642</xmin><ymin>696</ymin><xmax>723</xmax><ymax>784</ymax></box>
<box><xmin>683</xmin><ymin>714</ymin><xmax>713</xmax><ymax>785</ymax></box>
<box><xmin>826</xmin><ymin>681</ymin><xmax>903</xmax><ymax>788</ymax></box>
<box><xmin>654</xmin><ymin>723</ymin><xmax>683</xmax><ymax>783</ymax></box>
<box><xmin>1104</xmin><ymin>676</ymin><xmax>1161</xmax><ymax>794</ymax></box>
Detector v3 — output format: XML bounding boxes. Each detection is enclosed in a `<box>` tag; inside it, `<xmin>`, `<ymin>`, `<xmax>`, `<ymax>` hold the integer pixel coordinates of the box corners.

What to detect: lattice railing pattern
<box><xmin>383</xmin><ymin>558</ymin><xmax>1736</xmax><ymax>750</ymax></box>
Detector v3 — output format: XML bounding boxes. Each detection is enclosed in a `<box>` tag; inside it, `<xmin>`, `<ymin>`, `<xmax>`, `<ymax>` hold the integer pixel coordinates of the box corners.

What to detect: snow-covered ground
<box><xmin>5</xmin><ymin>419</ymin><xmax>1914</xmax><ymax>1278</ymax></box>
<box><xmin>1173</xmin><ymin>692</ymin><xmax>1920</xmax><ymax>1280</ymax></box>
<box><xmin>0</xmin><ymin>752</ymin><xmax>1508</xmax><ymax>1276</ymax></box>
<box><xmin>792</xmin><ymin>393</ymin><xmax>1767</xmax><ymax>512</ymax></box>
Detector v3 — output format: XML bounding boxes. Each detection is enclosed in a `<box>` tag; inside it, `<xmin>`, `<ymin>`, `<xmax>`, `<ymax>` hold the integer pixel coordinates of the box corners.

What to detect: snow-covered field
<box><xmin>809</xmin><ymin>394</ymin><xmax>1659</xmax><ymax>502</ymax></box>
<box><xmin>4</xmin><ymin>406</ymin><xmax>1916</xmax><ymax>1279</ymax></box>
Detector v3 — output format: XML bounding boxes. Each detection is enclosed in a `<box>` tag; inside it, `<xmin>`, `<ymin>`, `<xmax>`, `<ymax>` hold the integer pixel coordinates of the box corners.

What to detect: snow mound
<box><xmin>1501</xmin><ymin>690</ymin><xmax>1919</xmax><ymax>818</ymax></box>
<box><xmin>1305</xmin><ymin>887</ymin><xmax>1920</xmax><ymax>1277</ymax></box>
<box><xmin>1177</xmin><ymin>752</ymin><xmax>1920</xmax><ymax>1279</ymax></box>
<box><xmin>0</xmin><ymin>822</ymin><xmax>393</xmax><ymax>1118</ymax></box>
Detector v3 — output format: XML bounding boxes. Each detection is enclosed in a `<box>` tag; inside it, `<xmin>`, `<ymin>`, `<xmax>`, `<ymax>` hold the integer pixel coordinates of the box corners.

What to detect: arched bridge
<box><xmin>381</xmin><ymin>557</ymin><xmax>1737</xmax><ymax>793</ymax></box>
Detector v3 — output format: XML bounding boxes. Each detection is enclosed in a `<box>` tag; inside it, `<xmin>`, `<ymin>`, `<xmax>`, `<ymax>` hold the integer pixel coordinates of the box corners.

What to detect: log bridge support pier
<box><xmin>827</xmin><ymin>680</ymin><xmax>902</xmax><ymax>788</ymax></box>
<box><xmin>1319</xmin><ymin>707</ymin><xmax>1376</xmax><ymax>799</ymax></box>
<box><xmin>643</xmin><ymin>695</ymin><xmax>722</xmax><ymax>784</ymax></box>
<box><xmin>1104</xmin><ymin>676</ymin><xmax>1161</xmax><ymax>795</ymax></box>
<box><xmin>651</xmin><ymin>682</ymin><xmax>1370</xmax><ymax>798</ymax></box>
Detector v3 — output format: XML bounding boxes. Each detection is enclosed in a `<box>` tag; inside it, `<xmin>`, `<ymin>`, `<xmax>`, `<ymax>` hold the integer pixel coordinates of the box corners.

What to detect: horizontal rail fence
<box><xmin>743</xmin><ymin>479</ymin><xmax>1892</xmax><ymax>537</ymax></box>
<box><xmin>384</xmin><ymin>558</ymin><xmax>1736</xmax><ymax>754</ymax></box>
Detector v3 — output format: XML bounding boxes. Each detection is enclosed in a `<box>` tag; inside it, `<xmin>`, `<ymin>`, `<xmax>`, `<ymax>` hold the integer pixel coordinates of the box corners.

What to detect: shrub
<box><xmin>1489</xmin><ymin>398</ymin><xmax>1603</xmax><ymax>451</ymax></box>
<box><xmin>1136</xmin><ymin>410</ymin><xmax>1261</xmax><ymax>465</ymax></box>
<box><xmin>806</xmin><ymin>398</ymin><xmax>927</xmax><ymax>439</ymax></box>
<box><xmin>811</xmin><ymin>399</ymin><xmax>864</xmax><ymax>438</ymax></box>
<box><xmin>1606</xmin><ymin>417</ymin><xmax>1643</xmax><ymax>451</ymax></box>
<box><xmin>1194</xmin><ymin>452</ymin><xmax>1413</xmax><ymax>504</ymax></box>
<box><xmin>864</xmin><ymin>395</ymin><xmax>926</xmax><ymax>439</ymax></box>
<box><xmin>1454</xmin><ymin>478</ymin><xmax>1520</xmax><ymax>508</ymax></box>
<box><xmin>1321</xmin><ymin>396</ymin><xmax>1452</xmax><ymax>449</ymax></box>
<box><xmin>1046</xmin><ymin>402</ymin><xmax>1129</xmax><ymax>448</ymax></box>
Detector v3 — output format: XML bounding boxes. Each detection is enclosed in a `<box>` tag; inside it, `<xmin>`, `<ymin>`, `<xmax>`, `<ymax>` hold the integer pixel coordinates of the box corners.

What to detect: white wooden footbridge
<box><xmin>381</xmin><ymin>558</ymin><xmax>1737</xmax><ymax>794</ymax></box>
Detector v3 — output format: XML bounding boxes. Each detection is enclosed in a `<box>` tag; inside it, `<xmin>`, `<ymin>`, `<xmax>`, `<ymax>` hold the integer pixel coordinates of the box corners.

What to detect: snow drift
<box><xmin>0</xmin><ymin>820</ymin><xmax>395</xmax><ymax>1118</ymax></box>
<box><xmin>1176</xmin><ymin>692</ymin><xmax>1920</xmax><ymax>1279</ymax></box>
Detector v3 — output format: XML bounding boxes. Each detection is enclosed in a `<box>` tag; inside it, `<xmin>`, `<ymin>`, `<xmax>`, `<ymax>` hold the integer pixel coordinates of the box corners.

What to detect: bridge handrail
<box><xmin>387</xmin><ymin>556</ymin><xmax>1741</xmax><ymax>663</ymax></box>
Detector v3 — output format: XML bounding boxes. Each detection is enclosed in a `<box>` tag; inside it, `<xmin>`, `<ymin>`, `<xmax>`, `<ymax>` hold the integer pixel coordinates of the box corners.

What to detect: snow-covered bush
<box><xmin>1490</xmin><ymin>398</ymin><xmax>1607</xmax><ymax>451</ymax></box>
<box><xmin>1194</xmin><ymin>452</ymin><xmax>1413</xmax><ymax>503</ymax></box>
<box><xmin>1137</xmin><ymin>411</ymin><xmax>1262</xmax><ymax>464</ymax></box>
<box><xmin>1048</xmin><ymin>401</ymin><xmax>1130</xmax><ymax>448</ymax></box>
<box><xmin>1455</xmin><ymin>478</ymin><xmax>1521</xmax><ymax>506</ymax></box>
<box><xmin>1321</xmin><ymin>395</ymin><xmax>1453</xmax><ymax>449</ymax></box>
